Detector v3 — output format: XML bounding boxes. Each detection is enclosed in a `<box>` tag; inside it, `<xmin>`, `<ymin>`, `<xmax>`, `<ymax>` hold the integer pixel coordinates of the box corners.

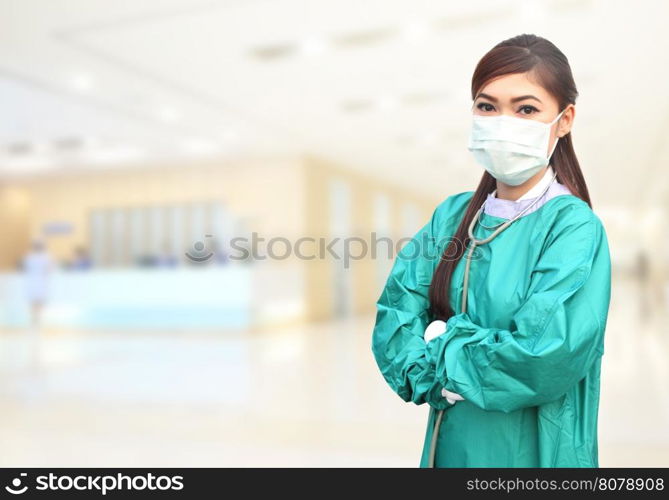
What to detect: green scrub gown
<box><xmin>371</xmin><ymin>190</ymin><xmax>612</xmax><ymax>467</ymax></box>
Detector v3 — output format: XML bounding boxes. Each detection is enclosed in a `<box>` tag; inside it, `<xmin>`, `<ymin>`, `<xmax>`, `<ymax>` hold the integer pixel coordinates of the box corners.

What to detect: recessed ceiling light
<box><xmin>249</xmin><ymin>43</ymin><xmax>297</xmax><ymax>61</ymax></box>
<box><xmin>333</xmin><ymin>27</ymin><xmax>397</xmax><ymax>48</ymax></box>
<box><xmin>341</xmin><ymin>99</ymin><xmax>374</xmax><ymax>113</ymax></box>
<box><xmin>5</xmin><ymin>141</ymin><xmax>33</xmax><ymax>156</ymax></box>
<box><xmin>53</xmin><ymin>137</ymin><xmax>84</xmax><ymax>151</ymax></box>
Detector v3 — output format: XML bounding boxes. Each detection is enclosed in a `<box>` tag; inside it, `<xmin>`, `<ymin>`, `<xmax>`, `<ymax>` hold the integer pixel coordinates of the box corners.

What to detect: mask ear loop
<box><xmin>548</xmin><ymin>135</ymin><xmax>560</xmax><ymax>161</ymax></box>
<box><xmin>548</xmin><ymin>108</ymin><xmax>567</xmax><ymax>161</ymax></box>
<box><xmin>551</xmin><ymin>107</ymin><xmax>567</xmax><ymax>125</ymax></box>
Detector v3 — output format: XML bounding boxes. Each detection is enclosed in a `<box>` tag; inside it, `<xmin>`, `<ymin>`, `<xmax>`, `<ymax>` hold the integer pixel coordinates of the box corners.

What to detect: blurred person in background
<box><xmin>155</xmin><ymin>240</ymin><xmax>179</xmax><ymax>268</ymax></box>
<box><xmin>69</xmin><ymin>245</ymin><xmax>93</xmax><ymax>271</ymax></box>
<box><xmin>372</xmin><ymin>34</ymin><xmax>611</xmax><ymax>468</ymax></box>
<box><xmin>636</xmin><ymin>250</ymin><xmax>650</xmax><ymax>321</ymax></box>
<box><xmin>210</xmin><ymin>238</ymin><xmax>229</xmax><ymax>266</ymax></box>
<box><xmin>636</xmin><ymin>248</ymin><xmax>668</xmax><ymax>326</ymax></box>
<box><xmin>21</xmin><ymin>238</ymin><xmax>54</xmax><ymax>329</ymax></box>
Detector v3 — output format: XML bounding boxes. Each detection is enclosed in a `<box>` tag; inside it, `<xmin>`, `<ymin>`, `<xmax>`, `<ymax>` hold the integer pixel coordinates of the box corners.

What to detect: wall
<box><xmin>303</xmin><ymin>155</ymin><xmax>438</xmax><ymax>321</ymax></box>
<box><xmin>6</xmin><ymin>157</ymin><xmax>305</xmax><ymax>264</ymax></box>
<box><xmin>0</xmin><ymin>185</ymin><xmax>32</xmax><ymax>269</ymax></box>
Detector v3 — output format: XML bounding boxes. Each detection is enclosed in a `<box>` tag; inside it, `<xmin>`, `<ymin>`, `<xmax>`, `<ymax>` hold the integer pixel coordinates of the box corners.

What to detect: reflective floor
<box><xmin>0</xmin><ymin>274</ymin><xmax>667</xmax><ymax>467</ymax></box>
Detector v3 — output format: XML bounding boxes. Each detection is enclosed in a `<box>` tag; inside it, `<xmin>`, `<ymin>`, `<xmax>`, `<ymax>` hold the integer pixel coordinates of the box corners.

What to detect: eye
<box><xmin>476</xmin><ymin>102</ymin><xmax>495</xmax><ymax>112</ymax></box>
<box><xmin>518</xmin><ymin>105</ymin><xmax>539</xmax><ymax>115</ymax></box>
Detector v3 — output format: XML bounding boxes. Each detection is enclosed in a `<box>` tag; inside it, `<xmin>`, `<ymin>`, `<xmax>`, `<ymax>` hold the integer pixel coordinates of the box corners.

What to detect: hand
<box><xmin>442</xmin><ymin>388</ymin><xmax>465</xmax><ymax>405</ymax></box>
<box><xmin>424</xmin><ymin>320</ymin><xmax>446</xmax><ymax>343</ymax></box>
<box><xmin>424</xmin><ymin>322</ymin><xmax>464</xmax><ymax>404</ymax></box>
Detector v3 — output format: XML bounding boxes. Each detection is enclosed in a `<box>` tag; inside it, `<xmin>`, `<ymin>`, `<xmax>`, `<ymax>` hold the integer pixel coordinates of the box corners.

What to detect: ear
<box><xmin>558</xmin><ymin>104</ymin><xmax>575</xmax><ymax>137</ymax></box>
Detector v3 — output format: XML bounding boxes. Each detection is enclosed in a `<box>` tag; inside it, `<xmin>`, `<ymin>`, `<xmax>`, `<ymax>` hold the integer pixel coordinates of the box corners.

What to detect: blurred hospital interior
<box><xmin>0</xmin><ymin>0</ymin><xmax>668</xmax><ymax>466</ymax></box>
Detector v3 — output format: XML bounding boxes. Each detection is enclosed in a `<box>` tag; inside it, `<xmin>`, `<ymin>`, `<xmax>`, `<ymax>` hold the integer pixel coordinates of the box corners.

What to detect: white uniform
<box><xmin>23</xmin><ymin>251</ymin><xmax>52</xmax><ymax>303</ymax></box>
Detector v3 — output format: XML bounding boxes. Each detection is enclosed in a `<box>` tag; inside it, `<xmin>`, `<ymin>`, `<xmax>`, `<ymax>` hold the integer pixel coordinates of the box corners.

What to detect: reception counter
<box><xmin>0</xmin><ymin>266</ymin><xmax>254</xmax><ymax>330</ymax></box>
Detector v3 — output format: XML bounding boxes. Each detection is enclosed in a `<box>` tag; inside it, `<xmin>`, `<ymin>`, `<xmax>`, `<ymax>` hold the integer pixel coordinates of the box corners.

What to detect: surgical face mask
<box><xmin>467</xmin><ymin>108</ymin><xmax>566</xmax><ymax>186</ymax></box>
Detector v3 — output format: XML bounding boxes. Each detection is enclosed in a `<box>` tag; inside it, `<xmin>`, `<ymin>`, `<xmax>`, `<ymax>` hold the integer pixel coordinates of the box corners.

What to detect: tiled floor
<box><xmin>0</xmin><ymin>275</ymin><xmax>667</xmax><ymax>467</ymax></box>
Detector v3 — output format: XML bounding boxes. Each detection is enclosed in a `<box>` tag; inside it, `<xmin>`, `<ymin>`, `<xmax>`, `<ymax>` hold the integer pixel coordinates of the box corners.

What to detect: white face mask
<box><xmin>467</xmin><ymin>108</ymin><xmax>566</xmax><ymax>186</ymax></box>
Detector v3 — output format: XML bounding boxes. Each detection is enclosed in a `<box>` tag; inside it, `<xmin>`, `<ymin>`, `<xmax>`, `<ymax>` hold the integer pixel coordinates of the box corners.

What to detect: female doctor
<box><xmin>371</xmin><ymin>33</ymin><xmax>612</xmax><ymax>467</ymax></box>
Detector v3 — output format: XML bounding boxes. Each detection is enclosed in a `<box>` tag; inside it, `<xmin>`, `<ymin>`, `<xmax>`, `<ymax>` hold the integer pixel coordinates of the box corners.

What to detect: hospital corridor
<box><xmin>1</xmin><ymin>1</ymin><xmax>669</xmax><ymax>468</ymax></box>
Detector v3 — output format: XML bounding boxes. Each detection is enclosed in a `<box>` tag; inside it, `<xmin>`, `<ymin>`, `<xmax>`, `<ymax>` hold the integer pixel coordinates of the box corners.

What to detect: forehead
<box><xmin>477</xmin><ymin>72</ymin><xmax>553</xmax><ymax>102</ymax></box>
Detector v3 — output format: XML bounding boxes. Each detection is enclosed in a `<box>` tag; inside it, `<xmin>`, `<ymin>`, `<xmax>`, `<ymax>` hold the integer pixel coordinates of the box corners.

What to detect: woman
<box><xmin>371</xmin><ymin>34</ymin><xmax>612</xmax><ymax>467</ymax></box>
<box><xmin>22</xmin><ymin>239</ymin><xmax>53</xmax><ymax>329</ymax></box>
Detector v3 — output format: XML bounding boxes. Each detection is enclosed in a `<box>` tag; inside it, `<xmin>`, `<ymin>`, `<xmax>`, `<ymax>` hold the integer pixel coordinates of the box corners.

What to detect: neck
<box><xmin>496</xmin><ymin>167</ymin><xmax>549</xmax><ymax>201</ymax></box>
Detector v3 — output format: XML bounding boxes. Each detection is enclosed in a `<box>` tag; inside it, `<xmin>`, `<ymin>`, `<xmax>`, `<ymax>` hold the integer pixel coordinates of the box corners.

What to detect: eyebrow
<box><xmin>475</xmin><ymin>93</ymin><xmax>543</xmax><ymax>104</ymax></box>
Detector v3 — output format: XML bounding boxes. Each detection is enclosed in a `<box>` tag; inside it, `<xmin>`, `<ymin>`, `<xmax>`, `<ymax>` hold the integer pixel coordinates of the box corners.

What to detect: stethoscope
<box><xmin>427</xmin><ymin>170</ymin><xmax>558</xmax><ymax>468</ymax></box>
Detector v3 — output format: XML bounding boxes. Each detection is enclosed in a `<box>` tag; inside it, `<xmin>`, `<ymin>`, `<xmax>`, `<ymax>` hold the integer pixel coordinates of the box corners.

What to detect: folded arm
<box><xmin>371</xmin><ymin>207</ymin><xmax>454</xmax><ymax>410</ymax></box>
<box><xmin>430</xmin><ymin>215</ymin><xmax>611</xmax><ymax>413</ymax></box>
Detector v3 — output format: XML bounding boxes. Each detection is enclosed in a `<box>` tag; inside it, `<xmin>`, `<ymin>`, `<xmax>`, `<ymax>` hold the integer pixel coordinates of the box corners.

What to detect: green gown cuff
<box><xmin>423</xmin><ymin>333</ymin><xmax>455</xmax><ymax>410</ymax></box>
<box><xmin>428</xmin><ymin>312</ymin><xmax>488</xmax><ymax>401</ymax></box>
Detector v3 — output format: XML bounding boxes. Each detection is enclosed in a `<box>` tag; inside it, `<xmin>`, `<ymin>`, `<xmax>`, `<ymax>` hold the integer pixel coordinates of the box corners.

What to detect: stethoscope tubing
<box><xmin>426</xmin><ymin>171</ymin><xmax>558</xmax><ymax>468</ymax></box>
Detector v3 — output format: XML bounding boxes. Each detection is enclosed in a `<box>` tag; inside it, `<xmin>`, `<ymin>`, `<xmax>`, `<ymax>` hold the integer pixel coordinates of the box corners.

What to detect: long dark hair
<box><xmin>428</xmin><ymin>33</ymin><xmax>592</xmax><ymax>321</ymax></box>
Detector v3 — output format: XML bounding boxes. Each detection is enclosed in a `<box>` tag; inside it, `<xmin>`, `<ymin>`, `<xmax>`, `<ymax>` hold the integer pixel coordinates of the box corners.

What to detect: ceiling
<box><xmin>0</xmin><ymin>0</ymin><xmax>667</xmax><ymax>206</ymax></box>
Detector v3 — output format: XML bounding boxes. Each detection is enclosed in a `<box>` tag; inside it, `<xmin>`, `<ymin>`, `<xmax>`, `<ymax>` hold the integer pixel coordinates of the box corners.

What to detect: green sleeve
<box><xmin>430</xmin><ymin>209</ymin><xmax>612</xmax><ymax>413</ymax></box>
<box><xmin>371</xmin><ymin>202</ymin><xmax>456</xmax><ymax>411</ymax></box>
